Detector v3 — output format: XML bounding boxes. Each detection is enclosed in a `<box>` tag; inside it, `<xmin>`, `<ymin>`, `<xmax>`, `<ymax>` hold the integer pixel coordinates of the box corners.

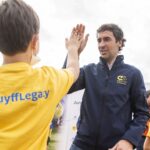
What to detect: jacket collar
<box><xmin>99</xmin><ymin>55</ymin><xmax>124</xmax><ymax>69</ymax></box>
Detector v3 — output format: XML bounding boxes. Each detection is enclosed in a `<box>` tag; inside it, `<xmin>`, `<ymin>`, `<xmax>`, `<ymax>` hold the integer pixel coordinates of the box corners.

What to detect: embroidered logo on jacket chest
<box><xmin>116</xmin><ymin>75</ymin><xmax>127</xmax><ymax>85</ymax></box>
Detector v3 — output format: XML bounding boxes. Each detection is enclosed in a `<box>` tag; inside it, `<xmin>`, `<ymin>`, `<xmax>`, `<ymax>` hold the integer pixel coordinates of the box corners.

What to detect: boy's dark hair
<box><xmin>0</xmin><ymin>0</ymin><xmax>40</xmax><ymax>56</ymax></box>
<box><xmin>97</xmin><ymin>23</ymin><xmax>126</xmax><ymax>51</ymax></box>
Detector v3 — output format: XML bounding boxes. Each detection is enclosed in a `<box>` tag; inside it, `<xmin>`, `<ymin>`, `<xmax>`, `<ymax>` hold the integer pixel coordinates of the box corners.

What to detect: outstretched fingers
<box><xmin>70</xmin><ymin>24</ymin><xmax>85</xmax><ymax>41</ymax></box>
<box><xmin>76</xmin><ymin>24</ymin><xmax>85</xmax><ymax>41</ymax></box>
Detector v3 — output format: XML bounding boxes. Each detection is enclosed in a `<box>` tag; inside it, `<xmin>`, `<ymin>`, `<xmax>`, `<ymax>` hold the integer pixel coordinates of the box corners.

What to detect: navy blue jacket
<box><xmin>67</xmin><ymin>55</ymin><xmax>149</xmax><ymax>150</ymax></box>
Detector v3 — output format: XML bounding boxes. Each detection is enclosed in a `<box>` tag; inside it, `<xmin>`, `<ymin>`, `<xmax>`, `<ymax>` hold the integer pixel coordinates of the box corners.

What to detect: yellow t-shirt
<box><xmin>144</xmin><ymin>120</ymin><xmax>150</xmax><ymax>137</ymax></box>
<box><xmin>0</xmin><ymin>62</ymin><xmax>74</xmax><ymax>150</ymax></box>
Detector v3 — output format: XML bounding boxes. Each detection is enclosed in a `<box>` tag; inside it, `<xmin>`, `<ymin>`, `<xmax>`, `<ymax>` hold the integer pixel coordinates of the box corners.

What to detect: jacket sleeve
<box><xmin>122</xmin><ymin>69</ymin><xmax>150</xmax><ymax>147</ymax></box>
<box><xmin>63</xmin><ymin>56</ymin><xmax>85</xmax><ymax>94</ymax></box>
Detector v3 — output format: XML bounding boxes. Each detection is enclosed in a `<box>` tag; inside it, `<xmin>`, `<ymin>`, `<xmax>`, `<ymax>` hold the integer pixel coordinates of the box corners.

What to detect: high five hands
<box><xmin>65</xmin><ymin>24</ymin><xmax>89</xmax><ymax>55</ymax></box>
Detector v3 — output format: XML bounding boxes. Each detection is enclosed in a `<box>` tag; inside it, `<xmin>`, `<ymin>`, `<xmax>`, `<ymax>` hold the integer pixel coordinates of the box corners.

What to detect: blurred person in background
<box><xmin>143</xmin><ymin>90</ymin><xmax>150</xmax><ymax>150</ymax></box>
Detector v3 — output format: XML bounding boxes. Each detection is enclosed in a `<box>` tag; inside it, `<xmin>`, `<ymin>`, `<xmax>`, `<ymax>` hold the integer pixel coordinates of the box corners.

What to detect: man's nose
<box><xmin>99</xmin><ymin>40</ymin><xmax>105</xmax><ymax>48</ymax></box>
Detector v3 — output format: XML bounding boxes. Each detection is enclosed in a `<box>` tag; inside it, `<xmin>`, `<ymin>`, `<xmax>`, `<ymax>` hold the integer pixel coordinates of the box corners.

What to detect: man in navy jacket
<box><xmin>65</xmin><ymin>24</ymin><xmax>149</xmax><ymax>150</ymax></box>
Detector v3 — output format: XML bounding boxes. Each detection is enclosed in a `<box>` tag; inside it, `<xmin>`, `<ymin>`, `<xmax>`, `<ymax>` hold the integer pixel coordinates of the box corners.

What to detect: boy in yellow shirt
<box><xmin>144</xmin><ymin>120</ymin><xmax>150</xmax><ymax>150</ymax></box>
<box><xmin>144</xmin><ymin>90</ymin><xmax>150</xmax><ymax>150</ymax></box>
<box><xmin>0</xmin><ymin>0</ymin><xmax>87</xmax><ymax>149</ymax></box>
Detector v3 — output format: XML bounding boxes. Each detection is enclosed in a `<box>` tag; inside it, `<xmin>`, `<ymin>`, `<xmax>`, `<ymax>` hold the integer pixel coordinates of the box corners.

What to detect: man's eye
<box><xmin>104</xmin><ymin>37</ymin><xmax>111</xmax><ymax>41</ymax></box>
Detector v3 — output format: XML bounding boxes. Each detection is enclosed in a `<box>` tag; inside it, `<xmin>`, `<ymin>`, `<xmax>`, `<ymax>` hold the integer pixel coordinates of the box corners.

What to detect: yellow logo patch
<box><xmin>117</xmin><ymin>75</ymin><xmax>127</xmax><ymax>85</ymax></box>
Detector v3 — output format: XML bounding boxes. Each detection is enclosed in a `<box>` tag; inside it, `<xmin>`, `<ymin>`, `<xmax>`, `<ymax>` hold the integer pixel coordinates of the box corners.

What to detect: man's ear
<box><xmin>118</xmin><ymin>40</ymin><xmax>122</xmax><ymax>47</ymax></box>
<box><xmin>31</xmin><ymin>34</ymin><xmax>39</xmax><ymax>55</ymax></box>
<box><xmin>117</xmin><ymin>40</ymin><xmax>122</xmax><ymax>51</ymax></box>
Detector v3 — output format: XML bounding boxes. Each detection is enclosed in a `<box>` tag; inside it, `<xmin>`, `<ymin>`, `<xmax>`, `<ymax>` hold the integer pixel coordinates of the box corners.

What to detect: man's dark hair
<box><xmin>0</xmin><ymin>0</ymin><xmax>40</xmax><ymax>56</ymax></box>
<box><xmin>97</xmin><ymin>23</ymin><xmax>126</xmax><ymax>51</ymax></box>
<box><xmin>146</xmin><ymin>90</ymin><xmax>150</xmax><ymax>98</ymax></box>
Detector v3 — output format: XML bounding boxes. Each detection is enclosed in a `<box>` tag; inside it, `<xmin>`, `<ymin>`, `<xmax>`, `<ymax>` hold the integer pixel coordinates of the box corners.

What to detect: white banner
<box><xmin>57</xmin><ymin>90</ymin><xmax>84</xmax><ymax>150</ymax></box>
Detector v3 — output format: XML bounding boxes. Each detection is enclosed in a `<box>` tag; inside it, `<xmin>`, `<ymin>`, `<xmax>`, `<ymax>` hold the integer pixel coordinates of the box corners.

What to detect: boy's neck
<box><xmin>3</xmin><ymin>51</ymin><xmax>31</xmax><ymax>65</ymax></box>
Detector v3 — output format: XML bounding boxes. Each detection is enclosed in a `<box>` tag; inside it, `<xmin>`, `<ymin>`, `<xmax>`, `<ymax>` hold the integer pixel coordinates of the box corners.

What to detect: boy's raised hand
<box><xmin>65</xmin><ymin>24</ymin><xmax>88</xmax><ymax>54</ymax></box>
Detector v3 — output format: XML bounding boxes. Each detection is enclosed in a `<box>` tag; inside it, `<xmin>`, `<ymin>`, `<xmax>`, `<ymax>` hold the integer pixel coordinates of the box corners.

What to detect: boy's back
<box><xmin>0</xmin><ymin>63</ymin><xmax>74</xmax><ymax>149</ymax></box>
<box><xmin>0</xmin><ymin>0</ymin><xmax>86</xmax><ymax>149</ymax></box>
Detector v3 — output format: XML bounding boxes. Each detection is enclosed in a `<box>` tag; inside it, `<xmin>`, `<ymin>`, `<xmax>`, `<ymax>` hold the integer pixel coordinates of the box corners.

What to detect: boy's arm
<box><xmin>66</xmin><ymin>24</ymin><xmax>86</xmax><ymax>82</ymax></box>
<box><xmin>63</xmin><ymin>56</ymin><xmax>86</xmax><ymax>93</ymax></box>
<box><xmin>63</xmin><ymin>26</ymin><xmax>89</xmax><ymax>93</ymax></box>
